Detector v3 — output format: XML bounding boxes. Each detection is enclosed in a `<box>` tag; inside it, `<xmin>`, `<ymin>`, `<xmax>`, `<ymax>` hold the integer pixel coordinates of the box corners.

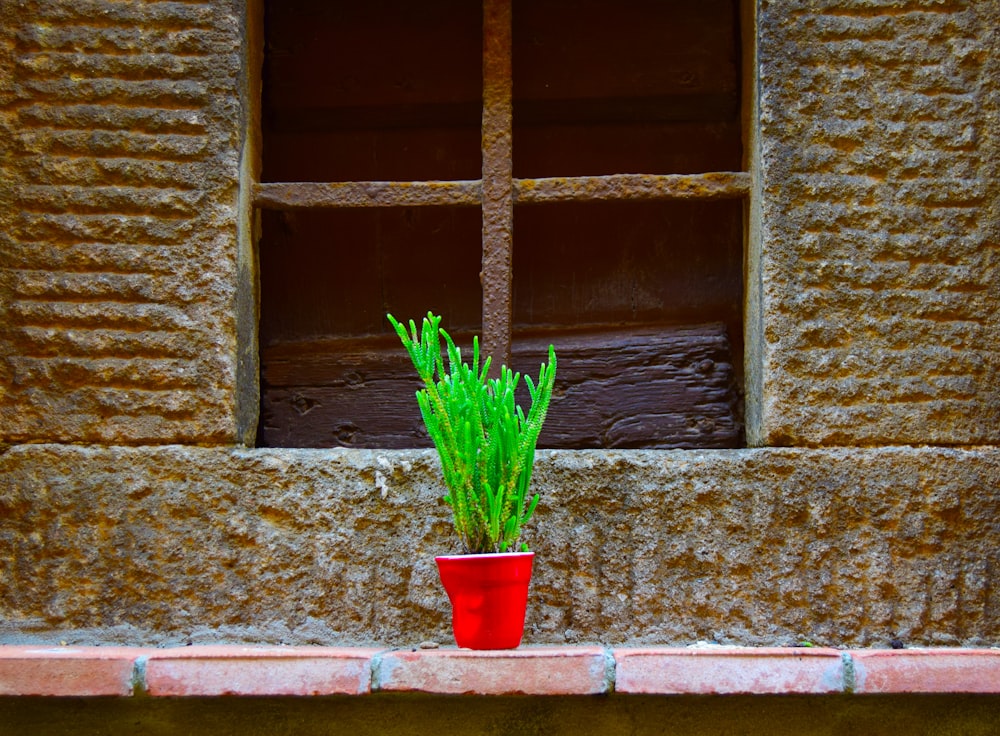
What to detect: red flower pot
<box><xmin>435</xmin><ymin>552</ymin><xmax>534</xmax><ymax>650</ymax></box>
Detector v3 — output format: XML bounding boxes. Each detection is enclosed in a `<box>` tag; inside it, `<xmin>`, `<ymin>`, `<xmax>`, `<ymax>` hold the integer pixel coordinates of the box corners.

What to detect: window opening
<box><xmin>256</xmin><ymin>0</ymin><xmax>748</xmax><ymax>449</ymax></box>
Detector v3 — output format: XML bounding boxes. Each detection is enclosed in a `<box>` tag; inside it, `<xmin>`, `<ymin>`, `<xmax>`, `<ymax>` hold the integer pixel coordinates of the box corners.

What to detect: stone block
<box><xmin>747</xmin><ymin>0</ymin><xmax>1000</xmax><ymax>446</ymax></box>
<box><xmin>0</xmin><ymin>446</ymin><xmax>997</xmax><ymax>648</ymax></box>
<box><xmin>0</xmin><ymin>0</ymin><xmax>255</xmax><ymax>445</ymax></box>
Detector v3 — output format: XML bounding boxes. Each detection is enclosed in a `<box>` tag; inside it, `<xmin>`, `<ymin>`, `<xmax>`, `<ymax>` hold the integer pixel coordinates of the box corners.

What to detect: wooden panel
<box><xmin>263</xmin><ymin>127</ymin><xmax>482</xmax><ymax>184</ymax></box>
<box><xmin>514</xmin><ymin>122</ymin><xmax>742</xmax><ymax>179</ymax></box>
<box><xmin>513</xmin><ymin>199</ymin><xmax>744</xmax><ymax>330</ymax></box>
<box><xmin>512</xmin><ymin>0</ymin><xmax>741</xmax><ymax>178</ymax></box>
<box><xmin>258</xmin><ymin>207</ymin><xmax>484</xmax><ymax>341</ymax></box>
<box><xmin>513</xmin><ymin>0</ymin><xmax>739</xmax><ymax>102</ymax></box>
<box><xmin>259</xmin><ymin>323</ymin><xmax>742</xmax><ymax>449</ymax></box>
<box><xmin>261</xmin><ymin>0</ymin><xmax>482</xmax><ymax>183</ymax></box>
<box><xmin>263</xmin><ymin>0</ymin><xmax>481</xmax><ymax>115</ymax></box>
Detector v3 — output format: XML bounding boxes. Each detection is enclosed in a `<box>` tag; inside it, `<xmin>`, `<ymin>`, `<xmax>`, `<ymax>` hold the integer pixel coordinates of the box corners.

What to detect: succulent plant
<box><xmin>387</xmin><ymin>312</ymin><xmax>556</xmax><ymax>554</ymax></box>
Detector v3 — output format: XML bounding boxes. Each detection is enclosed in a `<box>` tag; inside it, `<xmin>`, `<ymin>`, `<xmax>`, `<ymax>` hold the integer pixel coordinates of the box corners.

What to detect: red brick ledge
<box><xmin>1</xmin><ymin>646</ymin><xmax>998</xmax><ymax>697</ymax></box>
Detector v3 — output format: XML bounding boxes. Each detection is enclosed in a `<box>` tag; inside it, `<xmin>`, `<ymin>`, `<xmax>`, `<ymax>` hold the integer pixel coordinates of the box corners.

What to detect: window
<box><xmin>255</xmin><ymin>0</ymin><xmax>748</xmax><ymax>449</ymax></box>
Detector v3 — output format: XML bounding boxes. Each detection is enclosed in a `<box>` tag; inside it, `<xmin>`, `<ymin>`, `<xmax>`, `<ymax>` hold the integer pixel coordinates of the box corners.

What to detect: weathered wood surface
<box><xmin>259</xmin><ymin>323</ymin><xmax>742</xmax><ymax>449</ymax></box>
<box><xmin>262</xmin><ymin>0</ymin><xmax>740</xmax><ymax>183</ymax></box>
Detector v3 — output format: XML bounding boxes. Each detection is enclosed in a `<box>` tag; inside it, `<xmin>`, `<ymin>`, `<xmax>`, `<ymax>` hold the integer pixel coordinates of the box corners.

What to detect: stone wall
<box><xmin>0</xmin><ymin>0</ymin><xmax>257</xmax><ymax>444</ymax></box>
<box><xmin>1</xmin><ymin>445</ymin><xmax>997</xmax><ymax>647</ymax></box>
<box><xmin>0</xmin><ymin>0</ymin><xmax>998</xmax><ymax>648</ymax></box>
<box><xmin>748</xmin><ymin>0</ymin><xmax>1000</xmax><ymax>445</ymax></box>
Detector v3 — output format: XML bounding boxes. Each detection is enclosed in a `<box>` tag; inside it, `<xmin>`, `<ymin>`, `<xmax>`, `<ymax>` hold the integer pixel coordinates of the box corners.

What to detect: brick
<box><xmin>0</xmin><ymin>646</ymin><xmax>140</xmax><ymax>696</ymax></box>
<box><xmin>144</xmin><ymin>646</ymin><xmax>380</xmax><ymax>697</ymax></box>
<box><xmin>853</xmin><ymin>649</ymin><xmax>1000</xmax><ymax>694</ymax></box>
<box><xmin>376</xmin><ymin>647</ymin><xmax>611</xmax><ymax>695</ymax></box>
<box><xmin>613</xmin><ymin>648</ymin><xmax>846</xmax><ymax>695</ymax></box>
<box><xmin>5</xmin><ymin>646</ymin><xmax>1000</xmax><ymax>699</ymax></box>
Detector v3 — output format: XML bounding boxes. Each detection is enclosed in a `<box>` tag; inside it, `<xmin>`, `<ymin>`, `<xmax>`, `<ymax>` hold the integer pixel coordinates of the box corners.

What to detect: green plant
<box><xmin>387</xmin><ymin>312</ymin><xmax>557</xmax><ymax>554</ymax></box>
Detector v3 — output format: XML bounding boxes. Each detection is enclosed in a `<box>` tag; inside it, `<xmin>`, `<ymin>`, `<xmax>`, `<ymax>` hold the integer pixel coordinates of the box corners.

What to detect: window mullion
<box><xmin>481</xmin><ymin>0</ymin><xmax>514</xmax><ymax>370</ymax></box>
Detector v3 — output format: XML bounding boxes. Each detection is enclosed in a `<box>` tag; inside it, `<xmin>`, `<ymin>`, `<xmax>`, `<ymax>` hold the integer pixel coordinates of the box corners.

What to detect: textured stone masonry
<box><xmin>0</xmin><ymin>0</ymin><xmax>255</xmax><ymax>445</ymax></box>
<box><xmin>1</xmin><ymin>446</ymin><xmax>997</xmax><ymax>648</ymax></box>
<box><xmin>748</xmin><ymin>0</ymin><xmax>1000</xmax><ymax>445</ymax></box>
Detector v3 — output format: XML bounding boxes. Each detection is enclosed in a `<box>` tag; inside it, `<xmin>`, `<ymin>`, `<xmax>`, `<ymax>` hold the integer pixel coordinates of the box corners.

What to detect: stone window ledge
<box><xmin>1</xmin><ymin>646</ymin><xmax>998</xmax><ymax>697</ymax></box>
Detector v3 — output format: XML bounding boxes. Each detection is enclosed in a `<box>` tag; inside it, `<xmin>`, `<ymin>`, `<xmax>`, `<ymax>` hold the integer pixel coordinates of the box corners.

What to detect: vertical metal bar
<box><xmin>481</xmin><ymin>0</ymin><xmax>513</xmax><ymax>370</ymax></box>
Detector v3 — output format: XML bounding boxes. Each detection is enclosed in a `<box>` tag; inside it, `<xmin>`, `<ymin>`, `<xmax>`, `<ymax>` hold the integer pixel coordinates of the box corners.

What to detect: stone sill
<box><xmin>1</xmin><ymin>646</ymin><xmax>998</xmax><ymax>697</ymax></box>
